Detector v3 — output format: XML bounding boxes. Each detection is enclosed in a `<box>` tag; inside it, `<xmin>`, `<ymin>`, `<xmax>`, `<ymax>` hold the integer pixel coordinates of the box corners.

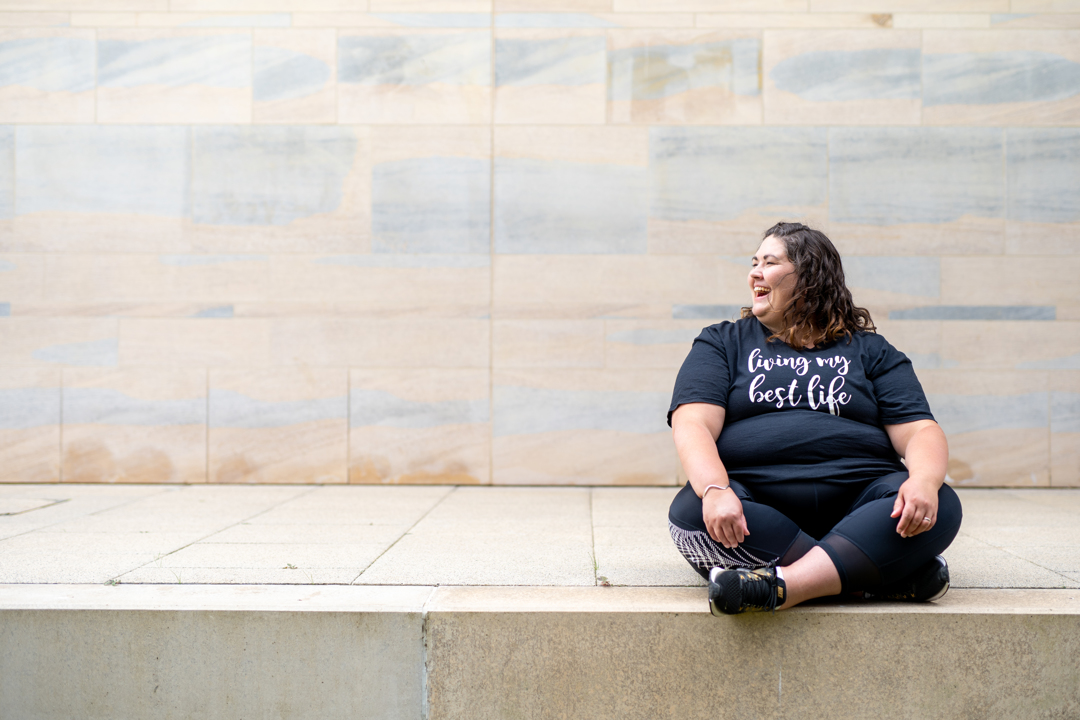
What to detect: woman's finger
<box><xmin>896</xmin><ymin>503</ymin><xmax>917</xmax><ymax>537</ymax></box>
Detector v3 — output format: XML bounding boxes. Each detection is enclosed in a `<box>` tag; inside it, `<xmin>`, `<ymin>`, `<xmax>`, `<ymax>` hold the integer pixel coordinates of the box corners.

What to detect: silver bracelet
<box><xmin>702</xmin><ymin>484</ymin><xmax>730</xmax><ymax>498</ymax></box>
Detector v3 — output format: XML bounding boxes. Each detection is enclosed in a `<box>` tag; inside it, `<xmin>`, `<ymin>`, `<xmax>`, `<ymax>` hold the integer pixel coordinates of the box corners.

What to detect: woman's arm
<box><xmin>884</xmin><ymin>419</ymin><xmax>949</xmax><ymax>538</ymax></box>
<box><xmin>671</xmin><ymin>402</ymin><xmax>748</xmax><ymax>549</ymax></box>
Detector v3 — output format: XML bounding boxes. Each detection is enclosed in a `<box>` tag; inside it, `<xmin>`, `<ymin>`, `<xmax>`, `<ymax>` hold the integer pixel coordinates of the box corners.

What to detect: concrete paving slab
<box><xmin>0</xmin><ymin>582</ymin><xmax>435</xmax><ymax>611</ymax></box>
<box><xmin>591</xmin><ymin>487</ymin><xmax>675</xmax><ymax>527</ymax></box>
<box><xmin>1005</xmin><ymin>545</ymin><xmax>1080</xmax><ymax>572</ymax></box>
<box><xmin>202</xmin><ymin>522</ymin><xmax>409</xmax><ymax>545</ymax></box>
<box><xmin>250</xmin><ymin>485</ymin><xmax>453</xmax><ymax>525</ymax></box>
<box><xmin>116</xmin><ymin>567</ymin><xmax>363</xmax><ymax>585</ymax></box>
<box><xmin>943</xmin><ymin>534</ymin><xmax>1079</xmax><ymax>589</ymax></box>
<box><xmin>963</xmin><ymin>524</ymin><xmax>1080</xmax><ymax>546</ymax></box>
<box><xmin>357</xmin><ymin>534</ymin><xmax>597</xmax><ymax>586</ymax></box>
<box><xmin>0</xmin><ymin>497</ymin><xmax>67</xmax><ymax>515</ymax></box>
<box><xmin>151</xmin><ymin>543</ymin><xmax>390</xmax><ymax>570</ymax></box>
<box><xmin>0</xmin><ymin>485</ymin><xmax>1077</xmax><ymax>591</ymax></box>
<box><xmin>1005</xmin><ymin>489</ymin><xmax>1080</xmax><ymax>511</ymax></box>
<box><xmin>0</xmin><ymin>551</ymin><xmax>161</xmax><ymax>584</ymax></box>
<box><xmin>424</xmin><ymin>589</ymin><xmax>1080</xmax><ymax>720</ymax></box>
<box><xmin>0</xmin><ymin>601</ymin><xmax>426</xmax><ymax>720</ymax></box>
<box><xmin>592</xmin><ymin>524</ymin><xmax>705</xmax><ymax>587</ymax></box>
<box><xmin>410</xmin><ymin>486</ymin><xmax>592</xmax><ymax>532</ymax></box>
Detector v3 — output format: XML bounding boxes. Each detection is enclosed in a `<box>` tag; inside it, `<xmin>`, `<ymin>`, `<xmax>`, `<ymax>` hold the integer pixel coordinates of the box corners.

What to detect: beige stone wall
<box><xmin>0</xmin><ymin>3</ymin><xmax>1077</xmax><ymax>486</ymax></box>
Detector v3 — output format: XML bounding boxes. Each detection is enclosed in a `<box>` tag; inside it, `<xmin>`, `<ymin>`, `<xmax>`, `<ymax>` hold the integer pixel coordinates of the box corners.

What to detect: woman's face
<box><xmin>748</xmin><ymin>235</ymin><xmax>798</xmax><ymax>333</ymax></box>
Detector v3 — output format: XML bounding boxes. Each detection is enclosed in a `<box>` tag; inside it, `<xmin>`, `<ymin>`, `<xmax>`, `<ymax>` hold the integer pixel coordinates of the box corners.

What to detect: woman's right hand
<box><xmin>703</xmin><ymin>488</ymin><xmax>749</xmax><ymax>549</ymax></box>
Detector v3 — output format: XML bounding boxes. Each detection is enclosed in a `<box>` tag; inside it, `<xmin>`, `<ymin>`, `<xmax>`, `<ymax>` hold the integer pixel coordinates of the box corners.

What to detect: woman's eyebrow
<box><xmin>751</xmin><ymin>254</ymin><xmax>780</xmax><ymax>261</ymax></box>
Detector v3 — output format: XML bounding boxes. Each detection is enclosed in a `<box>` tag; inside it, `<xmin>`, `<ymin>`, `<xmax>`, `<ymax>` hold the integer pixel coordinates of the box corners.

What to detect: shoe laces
<box><xmin>740</xmin><ymin>562</ymin><xmax>781</xmax><ymax>613</ymax></box>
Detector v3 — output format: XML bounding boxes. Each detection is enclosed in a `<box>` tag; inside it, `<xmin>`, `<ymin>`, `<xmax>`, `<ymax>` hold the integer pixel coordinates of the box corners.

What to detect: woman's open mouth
<box><xmin>753</xmin><ymin>286</ymin><xmax>770</xmax><ymax>299</ymax></box>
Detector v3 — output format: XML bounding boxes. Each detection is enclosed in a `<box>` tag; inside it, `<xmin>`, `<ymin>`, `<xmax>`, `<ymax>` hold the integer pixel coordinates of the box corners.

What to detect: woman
<box><xmin>667</xmin><ymin>222</ymin><xmax>962</xmax><ymax>615</ymax></box>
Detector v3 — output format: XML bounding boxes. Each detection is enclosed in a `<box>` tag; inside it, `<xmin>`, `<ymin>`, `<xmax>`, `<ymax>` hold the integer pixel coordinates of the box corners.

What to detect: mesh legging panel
<box><xmin>819</xmin><ymin>534</ymin><xmax>881</xmax><ymax>590</ymax></box>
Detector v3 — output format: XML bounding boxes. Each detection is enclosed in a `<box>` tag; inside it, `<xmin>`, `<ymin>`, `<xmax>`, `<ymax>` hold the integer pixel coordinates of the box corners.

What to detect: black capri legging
<box><xmin>668</xmin><ymin>471</ymin><xmax>962</xmax><ymax>593</ymax></box>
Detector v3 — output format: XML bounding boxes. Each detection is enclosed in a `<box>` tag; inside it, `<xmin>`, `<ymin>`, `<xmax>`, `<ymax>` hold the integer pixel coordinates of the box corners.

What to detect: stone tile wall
<box><xmin>0</xmin><ymin>3</ymin><xmax>1077</xmax><ymax>487</ymax></box>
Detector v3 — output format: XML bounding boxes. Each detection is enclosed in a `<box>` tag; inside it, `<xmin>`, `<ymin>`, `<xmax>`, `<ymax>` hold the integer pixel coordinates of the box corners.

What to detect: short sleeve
<box><xmin>667</xmin><ymin>324</ymin><xmax>733</xmax><ymax>426</ymax></box>
<box><xmin>864</xmin><ymin>335</ymin><xmax>935</xmax><ymax>426</ymax></box>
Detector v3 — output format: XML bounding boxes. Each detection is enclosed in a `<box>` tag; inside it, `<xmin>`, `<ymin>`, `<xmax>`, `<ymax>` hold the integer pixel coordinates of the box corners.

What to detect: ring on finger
<box><xmin>922</xmin><ymin>517</ymin><xmax>931</xmax><ymax>524</ymax></box>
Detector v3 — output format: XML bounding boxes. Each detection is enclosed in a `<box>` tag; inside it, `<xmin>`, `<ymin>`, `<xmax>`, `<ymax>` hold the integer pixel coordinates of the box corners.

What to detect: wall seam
<box><xmin>488</xmin><ymin>4</ymin><xmax>496</xmax><ymax>485</ymax></box>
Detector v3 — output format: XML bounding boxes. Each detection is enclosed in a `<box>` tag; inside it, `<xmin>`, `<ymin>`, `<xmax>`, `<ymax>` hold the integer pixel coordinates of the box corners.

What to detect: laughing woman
<box><xmin>667</xmin><ymin>222</ymin><xmax>962</xmax><ymax>615</ymax></box>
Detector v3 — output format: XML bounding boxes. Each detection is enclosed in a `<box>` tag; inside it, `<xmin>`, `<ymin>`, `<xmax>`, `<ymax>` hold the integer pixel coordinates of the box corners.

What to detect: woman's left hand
<box><xmin>891</xmin><ymin>476</ymin><xmax>940</xmax><ymax>538</ymax></box>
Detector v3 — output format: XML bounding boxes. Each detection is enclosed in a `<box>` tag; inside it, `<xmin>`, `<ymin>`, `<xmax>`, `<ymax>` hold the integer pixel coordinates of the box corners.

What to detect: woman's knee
<box><xmin>668</xmin><ymin>482</ymin><xmax>706</xmax><ymax>532</ymax></box>
<box><xmin>936</xmin><ymin>483</ymin><xmax>963</xmax><ymax>532</ymax></box>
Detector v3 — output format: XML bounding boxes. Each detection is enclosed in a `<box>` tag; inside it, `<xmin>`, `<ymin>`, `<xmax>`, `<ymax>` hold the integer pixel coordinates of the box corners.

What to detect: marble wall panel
<box><xmin>12</xmin><ymin>125</ymin><xmax>190</xmax><ymax>252</ymax></box>
<box><xmin>603</xmin><ymin>319</ymin><xmax>706</xmax><ymax>369</ymax></box>
<box><xmin>614</xmin><ymin>0</ymin><xmax>805</xmax><ymax>10</ymax></box>
<box><xmin>697</xmin><ymin>13</ymin><xmax>895</xmax><ymax>29</ymax></box>
<box><xmin>119</xmin><ymin>318</ymin><xmax>271</xmax><ymax>367</ymax></box>
<box><xmin>369</xmin><ymin>0</ymin><xmax>492</xmax><ymax>10</ymax></box>
<box><xmin>1010</xmin><ymin>1</ymin><xmax>1080</xmax><ymax>10</ymax></box>
<box><xmin>495</xmin><ymin>127</ymin><xmax>648</xmax><ymax>254</ymax></box>
<box><xmin>495</xmin><ymin>30</ymin><xmax>606</xmax><ymax>124</ymax></box>
<box><xmin>0</xmin><ymin>13</ymin><xmax>69</xmax><ymax>26</ymax></box>
<box><xmin>763</xmin><ymin>30</ymin><xmax>920</xmax><ymax>125</ymax></box>
<box><xmin>938</xmin><ymin>256</ymin><xmax>1080</xmax><ymax>320</ymax></box>
<box><xmin>921</xmin><ymin>369</ymin><xmax>1050</xmax><ymax>486</ymax></box>
<box><xmin>608</xmin><ymin>30</ymin><xmax>760</xmax><ymax>125</ymax></box>
<box><xmin>827</xmin><ymin>127</ymin><xmax>1006</xmax><ymax>255</ymax></box>
<box><xmin>495</xmin><ymin>12</ymin><xmax>693</xmax><ymax>27</ymax></box>
<box><xmin>121</xmin><ymin>12</ymin><xmax>293</xmax><ymax>27</ymax></box>
<box><xmin>496</xmin><ymin>1</ymin><xmax>613</xmax><ymax>11</ymax></box>
<box><xmin>43</xmin><ymin>254</ymin><xmax>270</xmax><ymax>305</ymax></box>
<box><xmin>338</xmin><ymin>30</ymin><xmax>491</xmax><ymax>123</ymax></box>
<box><xmin>371</xmin><ymin>127</ymin><xmax>490</xmax><ymax>254</ymax></box>
<box><xmin>0</xmin><ymin>318</ymin><xmax>118</xmax><ymax>367</ymax></box>
<box><xmin>922</xmin><ymin>30</ymin><xmax>1080</xmax><ymax>125</ymax></box>
<box><xmin>293</xmin><ymin>12</ymin><xmax>492</xmax><ymax>27</ymax></box>
<box><xmin>1051</xmin><ymin>372</ymin><xmax>1080</xmax><ymax>486</ymax></box>
<box><xmin>811</xmin><ymin>0</ymin><xmax>1008</xmax><ymax>9</ymax></box>
<box><xmin>939</xmin><ymin>321</ymin><xmax>1080</xmax><ymax>371</ymax></box>
<box><xmin>0</xmin><ymin>30</ymin><xmax>95</xmax><ymax>123</ymax></box>
<box><xmin>648</xmin><ymin>127</ymin><xmax>828</xmax><ymax>254</ymax></box>
<box><xmin>270</xmin><ymin>318</ymin><xmax>489</xmax><ymax>367</ymax></box>
<box><xmin>493</xmin><ymin>320</ymin><xmax>605</xmax><ymax>368</ymax></box>
<box><xmin>0</xmin><ymin>126</ymin><xmax>10</xmax><ymax>226</ymax></box>
<box><xmin>349</xmin><ymin>369</ymin><xmax>490</xmax><ymax>484</ymax></box>
<box><xmin>492</xmin><ymin>369</ymin><xmax>676</xmax><ymax>484</ymax></box>
<box><xmin>0</xmin><ymin>368</ymin><xmax>60</xmax><ymax>483</ymax></box>
<box><xmin>1006</xmin><ymin>128</ymin><xmax>1080</xmax><ymax>255</ymax></box>
<box><xmin>61</xmin><ymin>368</ymin><xmax>207</xmax><ymax>483</ymax></box>
<box><xmin>871</xmin><ymin>319</ymin><xmax>946</xmax><ymax>371</ymax></box>
<box><xmin>842</xmin><ymin>255</ymin><xmax>944</xmax><ymax>319</ymax></box>
<box><xmin>209</xmin><ymin>369</ymin><xmax>347</xmax><ymax>484</ymax></box>
<box><xmin>189</xmin><ymin>126</ymin><xmax>368</xmax><ymax>253</ymax></box>
<box><xmin>97</xmin><ymin>30</ymin><xmax>252</xmax><ymax>123</ymax></box>
<box><xmin>171</xmin><ymin>0</ymin><xmax>356</xmax><ymax>9</ymax></box>
<box><xmin>493</xmin><ymin>255</ymin><xmax>719</xmax><ymax>319</ymax></box>
<box><xmin>988</xmin><ymin>14</ymin><xmax>1080</xmax><ymax>29</ymax></box>
<box><xmin>268</xmin><ymin>254</ymin><xmax>490</xmax><ymax>319</ymax></box>
<box><xmin>0</xmin><ymin>255</ymin><xmax>43</xmax><ymax>306</ymax></box>
<box><xmin>253</xmin><ymin>30</ymin><xmax>336</xmax><ymax>124</ymax></box>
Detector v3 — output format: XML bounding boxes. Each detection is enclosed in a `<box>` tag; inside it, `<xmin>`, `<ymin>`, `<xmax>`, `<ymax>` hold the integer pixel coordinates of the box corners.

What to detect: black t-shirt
<box><xmin>668</xmin><ymin>318</ymin><xmax>935</xmax><ymax>486</ymax></box>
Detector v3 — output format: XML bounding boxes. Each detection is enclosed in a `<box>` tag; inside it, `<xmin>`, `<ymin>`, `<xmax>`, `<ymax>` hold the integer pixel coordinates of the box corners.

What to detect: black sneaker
<box><xmin>708</xmin><ymin>566</ymin><xmax>787</xmax><ymax>616</ymax></box>
<box><xmin>864</xmin><ymin>555</ymin><xmax>950</xmax><ymax>603</ymax></box>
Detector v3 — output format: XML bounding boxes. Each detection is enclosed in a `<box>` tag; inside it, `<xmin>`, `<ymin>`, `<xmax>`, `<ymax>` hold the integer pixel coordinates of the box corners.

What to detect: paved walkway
<box><xmin>1</xmin><ymin>484</ymin><xmax>1077</xmax><ymax>590</ymax></box>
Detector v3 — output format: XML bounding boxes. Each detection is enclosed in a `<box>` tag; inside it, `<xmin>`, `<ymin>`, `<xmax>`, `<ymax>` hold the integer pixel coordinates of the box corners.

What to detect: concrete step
<box><xmin>2</xmin><ymin>584</ymin><xmax>1078</xmax><ymax>720</ymax></box>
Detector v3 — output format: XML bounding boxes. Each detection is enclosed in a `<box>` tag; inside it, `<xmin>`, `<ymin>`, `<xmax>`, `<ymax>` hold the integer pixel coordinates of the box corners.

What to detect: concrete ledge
<box><xmin>2</xmin><ymin>586</ymin><xmax>1078</xmax><ymax>720</ymax></box>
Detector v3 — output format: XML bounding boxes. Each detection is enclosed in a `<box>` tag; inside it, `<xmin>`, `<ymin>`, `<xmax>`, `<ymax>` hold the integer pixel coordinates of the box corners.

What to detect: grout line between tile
<box><xmin>112</xmin><ymin>484</ymin><xmax>322</xmax><ymax>582</ymax></box>
<box><xmin>349</xmin><ymin>485</ymin><xmax>460</xmax><ymax>584</ymax></box>
<box><xmin>589</xmin><ymin>487</ymin><xmax>598</xmax><ymax>586</ymax></box>
<box><xmin>488</xmin><ymin>6</ymin><xmax>496</xmax><ymax>486</ymax></box>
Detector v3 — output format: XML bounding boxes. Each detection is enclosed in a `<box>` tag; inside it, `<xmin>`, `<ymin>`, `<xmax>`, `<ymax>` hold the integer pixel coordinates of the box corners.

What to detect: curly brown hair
<box><xmin>741</xmin><ymin>221</ymin><xmax>876</xmax><ymax>348</ymax></box>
